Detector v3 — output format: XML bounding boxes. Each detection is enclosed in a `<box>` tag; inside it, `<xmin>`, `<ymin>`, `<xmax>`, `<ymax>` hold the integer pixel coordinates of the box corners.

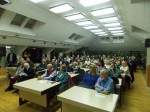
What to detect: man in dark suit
<box><xmin>7</xmin><ymin>50</ymin><xmax>17</xmax><ymax>67</ymax></box>
<box><xmin>17</xmin><ymin>62</ymin><xmax>34</xmax><ymax>82</ymax></box>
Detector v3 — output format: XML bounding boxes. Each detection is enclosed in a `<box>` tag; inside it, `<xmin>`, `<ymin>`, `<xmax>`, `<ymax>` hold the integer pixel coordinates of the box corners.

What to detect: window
<box><xmin>24</xmin><ymin>18</ymin><xmax>37</xmax><ymax>29</ymax></box>
<box><xmin>11</xmin><ymin>14</ymin><xmax>26</xmax><ymax>26</ymax></box>
<box><xmin>0</xmin><ymin>7</ymin><xmax>5</xmax><ymax>18</ymax></box>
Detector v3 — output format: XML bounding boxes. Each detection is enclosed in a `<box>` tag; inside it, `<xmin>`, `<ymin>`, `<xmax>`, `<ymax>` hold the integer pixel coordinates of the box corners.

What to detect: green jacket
<box><xmin>55</xmin><ymin>71</ymin><xmax>69</xmax><ymax>91</ymax></box>
<box><xmin>108</xmin><ymin>68</ymin><xmax>120</xmax><ymax>78</ymax></box>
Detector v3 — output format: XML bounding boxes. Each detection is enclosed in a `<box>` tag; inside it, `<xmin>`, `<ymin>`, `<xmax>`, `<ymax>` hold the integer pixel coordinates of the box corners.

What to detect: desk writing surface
<box><xmin>69</xmin><ymin>73</ymin><xmax>79</xmax><ymax>78</ymax></box>
<box><xmin>80</xmin><ymin>68</ymin><xmax>89</xmax><ymax>72</ymax></box>
<box><xmin>58</xmin><ymin>86</ymin><xmax>119</xmax><ymax>112</ymax></box>
<box><xmin>14</xmin><ymin>78</ymin><xmax>60</xmax><ymax>95</ymax></box>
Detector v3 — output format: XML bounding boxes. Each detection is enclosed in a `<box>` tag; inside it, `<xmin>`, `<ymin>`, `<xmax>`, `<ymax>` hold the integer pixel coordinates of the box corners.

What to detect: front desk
<box><xmin>58</xmin><ymin>86</ymin><xmax>119</xmax><ymax>112</ymax></box>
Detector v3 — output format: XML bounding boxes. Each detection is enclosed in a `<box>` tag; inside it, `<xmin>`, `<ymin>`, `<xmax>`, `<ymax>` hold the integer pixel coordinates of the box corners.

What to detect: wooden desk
<box><xmin>58</xmin><ymin>86</ymin><xmax>119</xmax><ymax>112</ymax></box>
<box><xmin>14</xmin><ymin>78</ymin><xmax>60</xmax><ymax>108</ymax></box>
<box><xmin>116</xmin><ymin>78</ymin><xmax>122</xmax><ymax>105</ymax></box>
<box><xmin>69</xmin><ymin>73</ymin><xmax>79</xmax><ymax>78</ymax></box>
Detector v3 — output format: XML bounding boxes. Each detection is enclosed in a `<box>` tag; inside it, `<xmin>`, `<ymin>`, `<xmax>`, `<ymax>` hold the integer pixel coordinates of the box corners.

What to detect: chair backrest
<box><xmin>68</xmin><ymin>74</ymin><xmax>74</xmax><ymax>88</ymax></box>
<box><xmin>110</xmin><ymin>77</ymin><xmax>119</xmax><ymax>94</ymax></box>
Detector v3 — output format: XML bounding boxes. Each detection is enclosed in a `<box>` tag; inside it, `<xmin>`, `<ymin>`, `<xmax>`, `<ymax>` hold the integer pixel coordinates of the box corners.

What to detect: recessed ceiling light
<box><xmin>113</xmin><ymin>33</ymin><xmax>124</xmax><ymax>35</ymax></box>
<box><xmin>91</xmin><ymin>29</ymin><xmax>103</xmax><ymax>32</ymax></box>
<box><xmin>108</xmin><ymin>27</ymin><xmax>122</xmax><ymax>30</ymax></box>
<box><xmin>83</xmin><ymin>26</ymin><xmax>99</xmax><ymax>29</ymax></box>
<box><xmin>79</xmin><ymin>0</ymin><xmax>110</xmax><ymax>7</ymax></box>
<box><xmin>95</xmin><ymin>32</ymin><xmax>106</xmax><ymax>34</ymax></box>
<box><xmin>104</xmin><ymin>23</ymin><xmax>120</xmax><ymax>27</ymax></box>
<box><xmin>91</xmin><ymin>8</ymin><xmax>115</xmax><ymax>16</ymax></box>
<box><xmin>99</xmin><ymin>17</ymin><xmax>118</xmax><ymax>23</ymax></box>
<box><xmin>75</xmin><ymin>21</ymin><xmax>94</xmax><ymax>26</ymax></box>
<box><xmin>49</xmin><ymin>3</ymin><xmax>73</xmax><ymax>13</ymax></box>
<box><xmin>99</xmin><ymin>34</ymin><xmax>108</xmax><ymax>36</ymax></box>
<box><xmin>111</xmin><ymin>31</ymin><xmax>124</xmax><ymax>33</ymax></box>
<box><xmin>6</xmin><ymin>46</ymin><xmax>11</xmax><ymax>48</ymax></box>
<box><xmin>65</xmin><ymin>14</ymin><xmax>85</xmax><ymax>21</ymax></box>
<box><xmin>29</xmin><ymin>0</ymin><xmax>43</xmax><ymax>3</ymax></box>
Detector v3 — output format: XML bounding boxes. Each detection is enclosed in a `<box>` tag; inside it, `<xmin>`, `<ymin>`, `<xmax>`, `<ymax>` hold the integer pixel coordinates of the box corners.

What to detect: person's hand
<box><xmin>101</xmin><ymin>90</ymin><xmax>109</xmax><ymax>95</ymax></box>
<box><xmin>95</xmin><ymin>83</ymin><xmax>100</xmax><ymax>88</ymax></box>
<box><xmin>24</xmin><ymin>74</ymin><xmax>28</xmax><ymax>76</ymax></box>
<box><xmin>37</xmin><ymin>76</ymin><xmax>42</xmax><ymax>80</ymax></box>
<box><xmin>35</xmin><ymin>71</ymin><xmax>39</xmax><ymax>75</ymax></box>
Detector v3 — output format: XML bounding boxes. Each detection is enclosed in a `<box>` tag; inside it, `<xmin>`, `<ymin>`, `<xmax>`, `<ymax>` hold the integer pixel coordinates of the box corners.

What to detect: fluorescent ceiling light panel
<box><xmin>113</xmin><ymin>33</ymin><xmax>124</xmax><ymax>35</ymax></box>
<box><xmin>99</xmin><ymin>34</ymin><xmax>108</xmax><ymax>36</ymax></box>
<box><xmin>76</xmin><ymin>21</ymin><xmax>94</xmax><ymax>26</ymax></box>
<box><xmin>83</xmin><ymin>26</ymin><xmax>99</xmax><ymax>29</ymax></box>
<box><xmin>99</xmin><ymin>17</ymin><xmax>118</xmax><ymax>23</ymax></box>
<box><xmin>29</xmin><ymin>0</ymin><xmax>43</xmax><ymax>3</ymax></box>
<box><xmin>65</xmin><ymin>14</ymin><xmax>85</xmax><ymax>21</ymax></box>
<box><xmin>79</xmin><ymin>0</ymin><xmax>110</xmax><ymax>7</ymax></box>
<box><xmin>95</xmin><ymin>32</ymin><xmax>106</xmax><ymax>34</ymax></box>
<box><xmin>91</xmin><ymin>8</ymin><xmax>115</xmax><ymax>16</ymax></box>
<box><xmin>104</xmin><ymin>23</ymin><xmax>120</xmax><ymax>27</ymax></box>
<box><xmin>49</xmin><ymin>4</ymin><xmax>73</xmax><ymax>13</ymax></box>
<box><xmin>91</xmin><ymin>29</ymin><xmax>103</xmax><ymax>32</ymax></box>
<box><xmin>108</xmin><ymin>27</ymin><xmax>122</xmax><ymax>30</ymax></box>
<box><xmin>6</xmin><ymin>46</ymin><xmax>11</xmax><ymax>48</ymax></box>
<box><xmin>111</xmin><ymin>31</ymin><xmax>123</xmax><ymax>33</ymax></box>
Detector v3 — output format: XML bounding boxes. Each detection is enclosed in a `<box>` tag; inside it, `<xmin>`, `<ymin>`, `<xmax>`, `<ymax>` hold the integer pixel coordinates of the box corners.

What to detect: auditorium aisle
<box><xmin>117</xmin><ymin>68</ymin><xmax>150</xmax><ymax>112</ymax></box>
<box><xmin>0</xmin><ymin>68</ymin><xmax>150</xmax><ymax>112</ymax></box>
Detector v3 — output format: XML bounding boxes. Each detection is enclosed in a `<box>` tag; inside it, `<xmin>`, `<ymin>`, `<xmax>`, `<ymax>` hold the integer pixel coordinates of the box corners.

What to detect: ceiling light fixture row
<box><xmin>30</xmin><ymin>0</ymin><xmax>124</xmax><ymax>36</ymax></box>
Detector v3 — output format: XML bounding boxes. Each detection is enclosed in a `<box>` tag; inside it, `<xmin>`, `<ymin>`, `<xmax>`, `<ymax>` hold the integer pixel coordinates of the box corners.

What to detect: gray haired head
<box><xmin>100</xmin><ymin>69</ymin><xmax>108</xmax><ymax>74</ymax></box>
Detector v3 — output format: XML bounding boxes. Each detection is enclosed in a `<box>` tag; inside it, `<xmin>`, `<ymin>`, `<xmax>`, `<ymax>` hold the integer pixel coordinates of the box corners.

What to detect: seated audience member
<box><xmin>95</xmin><ymin>61</ymin><xmax>103</xmax><ymax>75</ymax></box>
<box><xmin>120</xmin><ymin>61</ymin><xmax>132</xmax><ymax>88</ymax></box>
<box><xmin>108</xmin><ymin>63</ymin><xmax>120</xmax><ymax>78</ymax></box>
<box><xmin>26</xmin><ymin>57</ymin><xmax>34</xmax><ymax>68</ymax></box>
<box><xmin>17</xmin><ymin>62</ymin><xmax>34</xmax><ymax>82</ymax></box>
<box><xmin>84</xmin><ymin>57</ymin><xmax>91</xmax><ymax>67</ymax></box>
<box><xmin>5</xmin><ymin>60</ymin><xmax>26</xmax><ymax>91</ymax></box>
<box><xmin>62</xmin><ymin>58</ymin><xmax>69</xmax><ymax>66</ymax></box>
<box><xmin>82</xmin><ymin>65</ymin><xmax>99</xmax><ymax>89</ymax></box>
<box><xmin>12</xmin><ymin>62</ymin><xmax>34</xmax><ymax>93</ymax></box>
<box><xmin>115</xmin><ymin>60</ymin><xmax>121</xmax><ymax>69</ymax></box>
<box><xmin>77</xmin><ymin>59</ymin><xmax>83</xmax><ymax>68</ymax></box>
<box><xmin>51</xmin><ymin>59</ymin><xmax>58</xmax><ymax>70</ymax></box>
<box><xmin>45</xmin><ymin>57</ymin><xmax>50</xmax><ymax>65</ymax></box>
<box><xmin>95</xmin><ymin>69</ymin><xmax>114</xmax><ymax>94</ymax></box>
<box><xmin>105</xmin><ymin>60</ymin><xmax>111</xmax><ymax>69</ymax></box>
<box><xmin>52</xmin><ymin>64</ymin><xmax>69</xmax><ymax>91</ymax></box>
<box><xmin>70</xmin><ymin>61</ymin><xmax>78</xmax><ymax>73</ymax></box>
<box><xmin>37</xmin><ymin>64</ymin><xmax>56</xmax><ymax>80</ymax></box>
<box><xmin>35</xmin><ymin>58</ymin><xmax>47</xmax><ymax>72</ymax></box>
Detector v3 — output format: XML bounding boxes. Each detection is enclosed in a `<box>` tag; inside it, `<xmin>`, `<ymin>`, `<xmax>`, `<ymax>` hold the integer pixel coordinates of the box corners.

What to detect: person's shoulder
<box><xmin>108</xmin><ymin>77</ymin><xmax>114</xmax><ymax>82</ymax></box>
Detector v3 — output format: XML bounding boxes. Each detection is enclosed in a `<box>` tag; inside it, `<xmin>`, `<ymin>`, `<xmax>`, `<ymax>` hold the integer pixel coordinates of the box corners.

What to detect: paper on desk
<box><xmin>95</xmin><ymin>94</ymin><xmax>105</xmax><ymax>98</ymax></box>
<box><xmin>38</xmin><ymin>80</ymin><xmax>46</xmax><ymax>83</ymax></box>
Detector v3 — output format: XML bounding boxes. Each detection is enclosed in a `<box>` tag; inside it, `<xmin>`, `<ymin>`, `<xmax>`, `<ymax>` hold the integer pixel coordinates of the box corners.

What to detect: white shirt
<box><xmin>120</xmin><ymin>66</ymin><xmax>131</xmax><ymax>78</ymax></box>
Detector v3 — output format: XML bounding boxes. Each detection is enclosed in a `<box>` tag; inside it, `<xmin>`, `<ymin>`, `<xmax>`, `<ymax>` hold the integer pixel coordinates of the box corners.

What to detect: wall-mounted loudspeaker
<box><xmin>0</xmin><ymin>0</ymin><xmax>11</xmax><ymax>5</ymax></box>
<box><xmin>145</xmin><ymin>39</ymin><xmax>150</xmax><ymax>47</ymax></box>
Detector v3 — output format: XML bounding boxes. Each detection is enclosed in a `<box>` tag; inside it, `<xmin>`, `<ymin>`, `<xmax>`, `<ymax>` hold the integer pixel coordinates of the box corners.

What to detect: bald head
<box><xmin>24</xmin><ymin>63</ymin><xmax>29</xmax><ymax>69</ymax></box>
